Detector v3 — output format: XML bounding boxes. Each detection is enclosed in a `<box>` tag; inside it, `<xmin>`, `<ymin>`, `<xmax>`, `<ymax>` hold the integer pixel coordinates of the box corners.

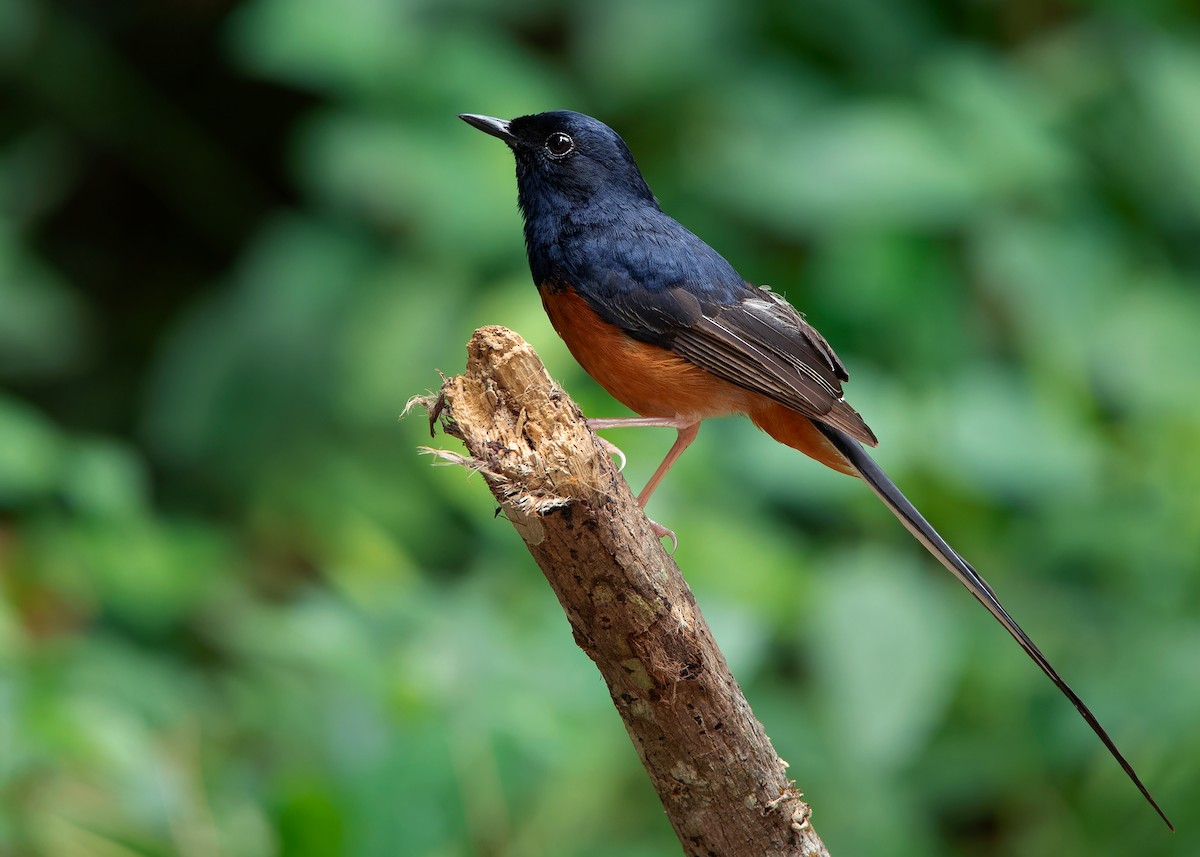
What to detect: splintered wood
<box><xmin>416</xmin><ymin>326</ymin><xmax>617</xmax><ymax>539</ymax></box>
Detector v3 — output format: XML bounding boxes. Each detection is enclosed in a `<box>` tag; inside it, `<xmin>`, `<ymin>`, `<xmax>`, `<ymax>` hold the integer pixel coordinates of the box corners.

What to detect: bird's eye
<box><xmin>545</xmin><ymin>131</ymin><xmax>575</xmax><ymax>158</ymax></box>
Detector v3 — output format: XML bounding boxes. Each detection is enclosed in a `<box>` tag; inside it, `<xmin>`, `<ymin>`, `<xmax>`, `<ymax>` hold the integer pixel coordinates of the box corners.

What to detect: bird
<box><xmin>459</xmin><ymin>109</ymin><xmax>1171</xmax><ymax>829</ymax></box>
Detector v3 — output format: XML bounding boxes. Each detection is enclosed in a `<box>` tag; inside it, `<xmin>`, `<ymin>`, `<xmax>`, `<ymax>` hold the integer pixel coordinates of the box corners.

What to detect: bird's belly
<box><xmin>540</xmin><ymin>285</ymin><xmax>751</xmax><ymax>421</ymax></box>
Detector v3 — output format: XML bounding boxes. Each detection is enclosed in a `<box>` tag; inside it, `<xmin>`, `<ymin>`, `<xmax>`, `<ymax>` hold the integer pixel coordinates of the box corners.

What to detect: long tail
<box><xmin>814</xmin><ymin>422</ymin><xmax>1173</xmax><ymax>830</ymax></box>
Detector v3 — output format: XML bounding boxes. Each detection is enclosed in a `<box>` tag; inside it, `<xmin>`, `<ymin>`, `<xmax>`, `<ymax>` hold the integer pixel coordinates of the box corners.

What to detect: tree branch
<box><xmin>413</xmin><ymin>326</ymin><xmax>831</xmax><ymax>857</ymax></box>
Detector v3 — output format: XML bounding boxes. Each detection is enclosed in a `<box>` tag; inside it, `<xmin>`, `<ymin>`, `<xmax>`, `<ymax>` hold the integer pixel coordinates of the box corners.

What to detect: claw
<box><xmin>648</xmin><ymin>518</ymin><xmax>678</xmax><ymax>553</ymax></box>
<box><xmin>594</xmin><ymin>436</ymin><xmax>627</xmax><ymax>472</ymax></box>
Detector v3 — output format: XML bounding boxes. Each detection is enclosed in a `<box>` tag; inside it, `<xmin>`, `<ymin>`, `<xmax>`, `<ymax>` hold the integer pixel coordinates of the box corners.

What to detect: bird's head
<box><xmin>460</xmin><ymin>110</ymin><xmax>657</xmax><ymax>218</ymax></box>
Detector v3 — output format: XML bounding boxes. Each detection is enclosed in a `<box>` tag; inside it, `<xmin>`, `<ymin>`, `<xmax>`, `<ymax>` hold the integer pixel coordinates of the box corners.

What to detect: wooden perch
<box><xmin>413</xmin><ymin>326</ymin><xmax>830</xmax><ymax>857</ymax></box>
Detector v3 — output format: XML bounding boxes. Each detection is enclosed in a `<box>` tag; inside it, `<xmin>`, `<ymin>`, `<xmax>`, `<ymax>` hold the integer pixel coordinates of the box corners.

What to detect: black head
<box><xmin>459</xmin><ymin>111</ymin><xmax>657</xmax><ymax>220</ymax></box>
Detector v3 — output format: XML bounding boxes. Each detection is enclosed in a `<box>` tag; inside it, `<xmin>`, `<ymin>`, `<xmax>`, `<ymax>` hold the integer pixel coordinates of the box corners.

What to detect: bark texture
<box><xmin>414</xmin><ymin>326</ymin><xmax>830</xmax><ymax>857</ymax></box>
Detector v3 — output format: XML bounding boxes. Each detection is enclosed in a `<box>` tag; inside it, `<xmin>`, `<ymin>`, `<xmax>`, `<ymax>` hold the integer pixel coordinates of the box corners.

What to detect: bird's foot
<box><xmin>593</xmin><ymin>435</ymin><xmax>626</xmax><ymax>472</ymax></box>
<box><xmin>648</xmin><ymin>518</ymin><xmax>678</xmax><ymax>553</ymax></box>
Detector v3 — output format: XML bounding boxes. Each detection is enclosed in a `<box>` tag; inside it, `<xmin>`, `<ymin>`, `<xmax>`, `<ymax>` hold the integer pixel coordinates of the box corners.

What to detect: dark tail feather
<box><xmin>814</xmin><ymin>422</ymin><xmax>1173</xmax><ymax>831</ymax></box>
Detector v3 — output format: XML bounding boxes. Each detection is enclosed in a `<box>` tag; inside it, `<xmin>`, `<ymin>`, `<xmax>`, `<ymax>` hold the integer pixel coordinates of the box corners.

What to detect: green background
<box><xmin>2</xmin><ymin>1</ymin><xmax>1198</xmax><ymax>855</ymax></box>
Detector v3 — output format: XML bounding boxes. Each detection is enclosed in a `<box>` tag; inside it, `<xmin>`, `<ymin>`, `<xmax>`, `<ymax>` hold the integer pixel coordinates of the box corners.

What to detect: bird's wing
<box><xmin>589</xmin><ymin>274</ymin><xmax>878</xmax><ymax>446</ymax></box>
<box><xmin>675</xmin><ymin>288</ymin><xmax>877</xmax><ymax>445</ymax></box>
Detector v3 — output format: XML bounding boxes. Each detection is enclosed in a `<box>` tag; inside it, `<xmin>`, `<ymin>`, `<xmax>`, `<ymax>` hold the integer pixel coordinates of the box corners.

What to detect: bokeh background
<box><xmin>2</xmin><ymin>1</ymin><xmax>1198</xmax><ymax>855</ymax></box>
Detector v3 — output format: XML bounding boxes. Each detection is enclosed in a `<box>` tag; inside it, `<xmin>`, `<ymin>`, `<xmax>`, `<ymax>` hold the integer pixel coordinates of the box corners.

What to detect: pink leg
<box><xmin>585</xmin><ymin>417</ymin><xmax>700</xmax><ymax>505</ymax></box>
<box><xmin>587</xmin><ymin>416</ymin><xmax>695</xmax><ymax>431</ymax></box>
<box><xmin>586</xmin><ymin>418</ymin><xmax>702</xmax><ymax>550</ymax></box>
<box><xmin>588</xmin><ymin>418</ymin><xmax>692</xmax><ymax>473</ymax></box>
<box><xmin>635</xmin><ymin>422</ymin><xmax>700</xmax><ymax>507</ymax></box>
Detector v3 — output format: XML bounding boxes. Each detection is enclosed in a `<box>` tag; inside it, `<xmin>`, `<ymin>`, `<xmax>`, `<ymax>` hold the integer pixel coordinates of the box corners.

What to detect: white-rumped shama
<box><xmin>460</xmin><ymin>109</ymin><xmax>1170</xmax><ymax>829</ymax></box>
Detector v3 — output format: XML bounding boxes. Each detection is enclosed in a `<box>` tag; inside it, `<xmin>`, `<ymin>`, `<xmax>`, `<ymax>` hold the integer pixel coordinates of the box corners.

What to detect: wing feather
<box><xmin>671</xmin><ymin>290</ymin><xmax>878</xmax><ymax>445</ymax></box>
<box><xmin>589</xmin><ymin>278</ymin><xmax>878</xmax><ymax>446</ymax></box>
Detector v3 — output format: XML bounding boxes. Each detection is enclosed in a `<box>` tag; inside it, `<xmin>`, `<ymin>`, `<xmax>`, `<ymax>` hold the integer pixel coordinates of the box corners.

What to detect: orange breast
<box><xmin>540</xmin><ymin>285</ymin><xmax>753</xmax><ymax>421</ymax></box>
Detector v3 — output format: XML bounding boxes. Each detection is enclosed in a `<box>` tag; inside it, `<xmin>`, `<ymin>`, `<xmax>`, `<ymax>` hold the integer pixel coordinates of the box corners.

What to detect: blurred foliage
<box><xmin>1</xmin><ymin>0</ymin><xmax>1198</xmax><ymax>855</ymax></box>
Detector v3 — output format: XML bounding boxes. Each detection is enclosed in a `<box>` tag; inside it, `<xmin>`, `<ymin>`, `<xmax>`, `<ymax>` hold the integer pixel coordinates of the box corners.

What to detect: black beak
<box><xmin>459</xmin><ymin>113</ymin><xmax>517</xmax><ymax>144</ymax></box>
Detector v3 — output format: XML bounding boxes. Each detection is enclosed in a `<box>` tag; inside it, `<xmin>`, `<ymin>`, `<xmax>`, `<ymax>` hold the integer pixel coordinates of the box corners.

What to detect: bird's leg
<box><xmin>585</xmin><ymin>417</ymin><xmax>700</xmax><ymax>503</ymax></box>
<box><xmin>586</xmin><ymin>417</ymin><xmax>697</xmax><ymax>431</ymax></box>
<box><xmin>586</xmin><ymin>416</ymin><xmax>694</xmax><ymax>476</ymax></box>
<box><xmin>586</xmin><ymin>417</ymin><xmax>701</xmax><ymax>550</ymax></box>
<box><xmin>633</xmin><ymin>422</ymin><xmax>700</xmax><ymax>507</ymax></box>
